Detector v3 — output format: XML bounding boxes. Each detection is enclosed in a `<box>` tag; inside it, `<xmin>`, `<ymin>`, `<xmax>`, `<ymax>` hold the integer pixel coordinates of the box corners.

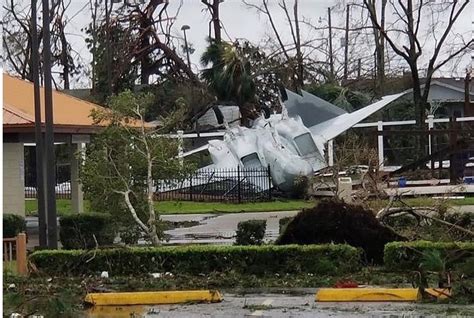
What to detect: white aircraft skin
<box><xmin>207</xmin><ymin>121</ymin><xmax>313</xmax><ymax>191</ymax></box>
<box><xmin>181</xmin><ymin>91</ymin><xmax>406</xmax><ymax>191</ymax></box>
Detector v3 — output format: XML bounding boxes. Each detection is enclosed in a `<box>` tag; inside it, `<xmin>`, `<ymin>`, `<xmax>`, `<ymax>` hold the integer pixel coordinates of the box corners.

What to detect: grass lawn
<box><xmin>3</xmin><ymin>261</ymin><xmax>17</xmax><ymax>275</ymax></box>
<box><xmin>25</xmin><ymin>196</ymin><xmax>474</xmax><ymax>217</ymax></box>
<box><xmin>25</xmin><ymin>199</ymin><xmax>315</xmax><ymax>216</ymax></box>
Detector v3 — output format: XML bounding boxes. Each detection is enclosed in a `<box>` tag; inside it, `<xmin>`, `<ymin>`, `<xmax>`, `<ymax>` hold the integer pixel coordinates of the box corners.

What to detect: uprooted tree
<box><xmin>85</xmin><ymin>0</ymin><xmax>198</xmax><ymax>103</ymax></box>
<box><xmin>81</xmin><ymin>90</ymin><xmax>191</xmax><ymax>245</ymax></box>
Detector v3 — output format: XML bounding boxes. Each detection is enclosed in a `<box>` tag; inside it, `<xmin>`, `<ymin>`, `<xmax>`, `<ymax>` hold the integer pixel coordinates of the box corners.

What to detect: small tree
<box><xmin>81</xmin><ymin>90</ymin><xmax>190</xmax><ymax>245</ymax></box>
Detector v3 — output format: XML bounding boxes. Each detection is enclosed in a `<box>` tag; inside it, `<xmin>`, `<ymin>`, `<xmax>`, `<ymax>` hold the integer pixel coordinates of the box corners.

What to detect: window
<box><xmin>241</xmin><ymin>152</ymin><xmax>262</xmax><ymax>168</ymax></box>
<box><xmin>294</xmin><ymin>133</ymin><xmax>318</xmax><ymax>156</ymax></box>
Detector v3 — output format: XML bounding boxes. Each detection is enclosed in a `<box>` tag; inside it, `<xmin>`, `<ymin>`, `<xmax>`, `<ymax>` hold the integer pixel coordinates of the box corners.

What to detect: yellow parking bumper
<box><xmin>425</xmin><ymin>288</ymin><xmax>451</xmax><ymax>299</ymax></box>
<box><xmin>85</xmin><ymin>290</ymin><xmax>223</xmax><ymax>306</ymax></box>
<box><xmin>315</xmin><ymin>288</ymin><xmax>421</xmax><ymax>302</ymax></box>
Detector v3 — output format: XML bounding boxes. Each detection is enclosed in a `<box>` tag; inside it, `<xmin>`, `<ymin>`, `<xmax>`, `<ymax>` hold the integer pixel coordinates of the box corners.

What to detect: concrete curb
<box><xmin>85</xmin><ymin>290</ymin><xmax>223</xmax><ymax>306</ymax></box>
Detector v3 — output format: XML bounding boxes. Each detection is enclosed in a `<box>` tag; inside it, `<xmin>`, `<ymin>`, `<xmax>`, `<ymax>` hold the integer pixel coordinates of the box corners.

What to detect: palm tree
<box><xmin>201</xmin><ymin>40</ymin><xmax>257</xmax><ymax>126</ymax></box>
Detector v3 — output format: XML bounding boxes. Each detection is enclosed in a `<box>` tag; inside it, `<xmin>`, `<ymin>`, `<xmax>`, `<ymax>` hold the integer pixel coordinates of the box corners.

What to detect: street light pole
<box><xmin>42</xmin><ymin>0</ymin><xmax>58</xmax><ymax>248</ymax></box>
<box><xmin>31</xmin><ymin>0</ymin><xmax>47</xmax><ymax>247</ymax></box>
<box><xmin>181</xmin><ymin>25</ymin><xmax>191</xmax><ymax>69</ymax></box>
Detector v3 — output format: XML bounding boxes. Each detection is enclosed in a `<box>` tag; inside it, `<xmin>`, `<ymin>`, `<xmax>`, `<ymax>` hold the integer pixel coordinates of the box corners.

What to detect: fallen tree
<box><xmin>277</xmin><ymin>200</ymin><xmax>404</xmax><ymax>263</ymax></box>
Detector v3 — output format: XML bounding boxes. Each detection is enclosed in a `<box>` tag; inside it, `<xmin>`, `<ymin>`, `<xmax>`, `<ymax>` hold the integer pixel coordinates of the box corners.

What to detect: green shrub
<box><xmin>118</xmin><ymin>225</ymin><xmax>142</xmax><ymax>245</ymax></box>
<box><xmin>59</xmin><ymin>213</ymin><xmax>116</xmax><ymax>249</ymax></box>
<box><xmin>235</xmin><ymin>220</ymin><xmax>266</xmax><ymax>245</ymax></box>
<box><xmin>384</xmin><ymin>241</ymin><xmax>474</xmax><ymax>271</ymax></box>
<box><xmin>3</xmin><ymin>214</ymin><xmax>26</xmax><ymax>238</ymax></box>
<box><xmin>291</xmin><ymin>176</ymin><xmax>309</xmax><ymax>199</ymax></box>
<box><xmin>30</xmin><ymin>244</ymin><xmax>361</xmax><ymax>276</ymax></box>
<box><xmin>279</xmin><ymin>217</ymin><xmax>294</xmax><ymax>234</ymax></box>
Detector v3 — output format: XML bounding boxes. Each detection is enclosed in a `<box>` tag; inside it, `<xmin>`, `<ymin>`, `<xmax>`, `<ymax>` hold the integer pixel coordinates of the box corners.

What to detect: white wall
<box><xmin>3</xmin><ymin>142</ymin><xmax>25</xmax><ymax>216</ymax></box>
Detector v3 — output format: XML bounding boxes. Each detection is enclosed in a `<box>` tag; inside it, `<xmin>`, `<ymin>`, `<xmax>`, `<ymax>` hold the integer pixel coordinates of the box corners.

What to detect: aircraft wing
<box><xmin>309</xmin><ymin>92</ymin><xmax>406</xmax><ymax>142</ymax></box>
<box><xmin>179</xmin><ymin>144</ymin><xmax>209</xmax><ymax>158</ymax></box>
<box><xmin>284</xmin><ymin>89</ymin><xmax>347</xmax><ymax>128</ymax></box>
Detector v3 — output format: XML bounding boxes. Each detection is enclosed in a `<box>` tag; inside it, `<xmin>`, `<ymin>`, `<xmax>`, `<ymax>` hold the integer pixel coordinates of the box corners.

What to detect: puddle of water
<box><xmin>86</xmin><ymin>305</ymin><xmax>148</xmax><ymax>318</ymax></box>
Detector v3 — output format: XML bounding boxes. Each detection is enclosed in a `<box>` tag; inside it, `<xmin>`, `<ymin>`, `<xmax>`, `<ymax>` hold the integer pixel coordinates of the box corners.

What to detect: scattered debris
<box><xmin>150</xmin><ymin>273</ymin><xmax>163</xmax><ymax>279</ymax></box>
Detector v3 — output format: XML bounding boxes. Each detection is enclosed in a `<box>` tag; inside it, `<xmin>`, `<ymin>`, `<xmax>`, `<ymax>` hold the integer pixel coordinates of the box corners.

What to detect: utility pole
<box><xmin>105</xmin><ymin>0</ymin><xmax>112</xmax><ymax>95</ymax></box>
<box><xmin>31</xmin><ymin>0</ymin><xmax>47</xmax><ymax>247</ymax></box>
<box><xmin>464</xmin><ymin>69</ymin><xmax>471</xmax><ymax>117</ymax></box>
<box><xmin>91</xmin><ymin>0</ymin><xmax>99</xmax><ymax>93</ymax></box>
<box><xmin>327</xmin><ymin>7</ymin><xmax>334</xmax><ymax>81</ymax></box>
<box><xmin>343</xmin><ymin>4</ymin><xmax>350</xmax><ymax>80</ymax></box>
<box><xmin>42</xmin><ymin>0</ymin><xmax>58</xmax><ymax>248</ymax></box>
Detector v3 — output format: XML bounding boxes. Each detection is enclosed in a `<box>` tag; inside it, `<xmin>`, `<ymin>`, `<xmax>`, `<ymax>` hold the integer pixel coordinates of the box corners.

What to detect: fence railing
<box><xmin>154</xmin><ymin>167</ymin><xmax>272</xmax><ymax>203</ymax></box>
<box><xmin>343</xmin><ymin>115</ymin><xmax>474</xmax><ymax>170</ymax></box>
<box><xmin>3</xmin><ymin>233</ymin><xmax>28</xmax><ymax>275</ymax></box>
<box><xmin>25</xmin><ymin>181</ymin><xmax>71</xmax><ymax>199</ymax></box>
<box><xmin>24</xmin><ymin>167</ymin><xmax>273</xmax><ymax>203</ymax></box>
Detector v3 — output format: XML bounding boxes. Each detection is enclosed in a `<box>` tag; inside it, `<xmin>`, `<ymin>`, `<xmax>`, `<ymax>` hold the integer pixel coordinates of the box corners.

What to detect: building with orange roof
<box><xmin>3</xmin><ymin>73</ymin><xmax>109</xmax><ymax>216</ymax></box>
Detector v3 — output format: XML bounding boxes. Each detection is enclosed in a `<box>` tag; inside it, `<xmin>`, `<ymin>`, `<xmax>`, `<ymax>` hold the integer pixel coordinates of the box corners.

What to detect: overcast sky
<box><xmin>10</xmin><ymin>0</ymin><xmax>474</xmax><ymax>88</ymax></box>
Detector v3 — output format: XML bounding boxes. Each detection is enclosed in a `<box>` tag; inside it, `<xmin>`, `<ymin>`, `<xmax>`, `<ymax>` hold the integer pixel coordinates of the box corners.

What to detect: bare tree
<box><xmin>243</xmin><ymin>0</ymin><xmax>308</xmax><ymax>90</ymax></box>
<box><xmin>363</xmin><ymin>0</ymin><xmax>473</xmax><ymax>128</ymax></box>
<box><xmin>201</xmin><ymin>0</ymin><xmax>222</xmax><ymax>42</ymax></box>
<box><xmin>2</xmin><ymin>0</ymin><xmax>84</xmax><ymax>89</ymax></box>
<box><xmin>364</xmin><ymin>0</ymin><xmax>387</xmax><ymax>96</ymax></box>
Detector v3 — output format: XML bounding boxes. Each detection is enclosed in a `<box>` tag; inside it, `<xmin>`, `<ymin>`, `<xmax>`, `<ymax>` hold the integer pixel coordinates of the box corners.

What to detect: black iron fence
<box><xmin>25</xmin><ymin>167</ymin><xmax>273</xmax><ymax>203</ymax></box>
<box><xmin>25</xmin><ymin>181</ymin><xmax>71</xmax><ymax>199</ymax></box>
<box><xmin>154</xmin><ymin>167</ymin><xmax>272</xmax><ymax>203</ymax></box>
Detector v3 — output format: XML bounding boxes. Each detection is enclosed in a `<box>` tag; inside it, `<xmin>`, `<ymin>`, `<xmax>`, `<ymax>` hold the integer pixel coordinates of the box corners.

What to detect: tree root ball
<box><xmin>276</xmin><ymin>200</ymin><xmax>405</xmax><ymax>263</ymax></box>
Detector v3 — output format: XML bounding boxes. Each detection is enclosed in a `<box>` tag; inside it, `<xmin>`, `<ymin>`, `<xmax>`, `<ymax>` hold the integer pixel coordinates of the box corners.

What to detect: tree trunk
<box><xmin>59</xmin><ymin>24</ymin><xmax>70</xmax><ymax>89</ymax></box>
<box><xmin>140</xmin><ymin>20</ymin><xmax>151</xmax><ymax>85</ymax></box>
<box><xmin>212</xmin><ymin>0</ymin><xmax>221</xmax><ymax>42</ymax></box>
<box><xmin>148</xmin><ymin>224</ymin><xmax>161</xmax><ymax>245</ymax></box>
<box><xmin>410</xmin><ymin>65</ymin><xmax>427</xmax><ymax>157</ymax></box>
<box><xmin>293</xmin><ymin>0</ymin><xmax>303</xmax><ymax>88</ymax></box>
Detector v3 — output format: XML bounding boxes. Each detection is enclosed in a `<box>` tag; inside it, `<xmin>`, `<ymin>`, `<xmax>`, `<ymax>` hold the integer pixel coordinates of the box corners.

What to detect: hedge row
<box><xmin>384</xmin><ymin>241</ymin><xmax>474</xmax><ymax>271</ymax></box>
<box><xmin>59</xmin><ymin>213</ymin><xmax>116</xmax><ymax>249</ymax></box>
<box><xmin>3</xmin><ymin>214</ymin><xmax>26</xmax><ymax>238</ymax></box>
<box><xmin>235</xmin><ymin>220</ymin><xmax>266</xmax><ymax>245</ymax></box>
<box><xmin>30</xmin><ymin>244</ymin><xmax>361</xmax><ymax>276</ymax></box>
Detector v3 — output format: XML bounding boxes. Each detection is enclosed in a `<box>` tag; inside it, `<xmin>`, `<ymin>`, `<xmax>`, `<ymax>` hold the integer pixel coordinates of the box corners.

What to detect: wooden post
<box><xmin>16</xmin><ymin>233</ymin><xmax>27</xmax><ymax>275</ymax></box>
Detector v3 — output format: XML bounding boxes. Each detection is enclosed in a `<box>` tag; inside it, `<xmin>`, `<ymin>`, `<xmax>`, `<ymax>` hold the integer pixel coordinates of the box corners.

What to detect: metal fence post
<box><xmin>237</xmin><ymin>166</ymin><xmax>241</xmax><ymax>204</ymax></box>
<box><xmin>267</xmin><ymin>165</ymin><xmax>272</xmax><ymax>200</ymax></box>
<box><xmin>189</xmin><ymin>174</ymin><xmax>193</xmax><ymax>201</ymax></box>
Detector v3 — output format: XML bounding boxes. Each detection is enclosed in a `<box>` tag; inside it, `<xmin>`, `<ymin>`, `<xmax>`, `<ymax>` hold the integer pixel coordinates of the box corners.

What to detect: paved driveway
<box><xmin>162</xmin><ymin>211</ymin><xmax>298</xmax><ymax>244</ymax></box>
<box><xmin>25</xmin><ymin>211</ymin><xmax>298</xmax><ymax>248</ymax></box>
